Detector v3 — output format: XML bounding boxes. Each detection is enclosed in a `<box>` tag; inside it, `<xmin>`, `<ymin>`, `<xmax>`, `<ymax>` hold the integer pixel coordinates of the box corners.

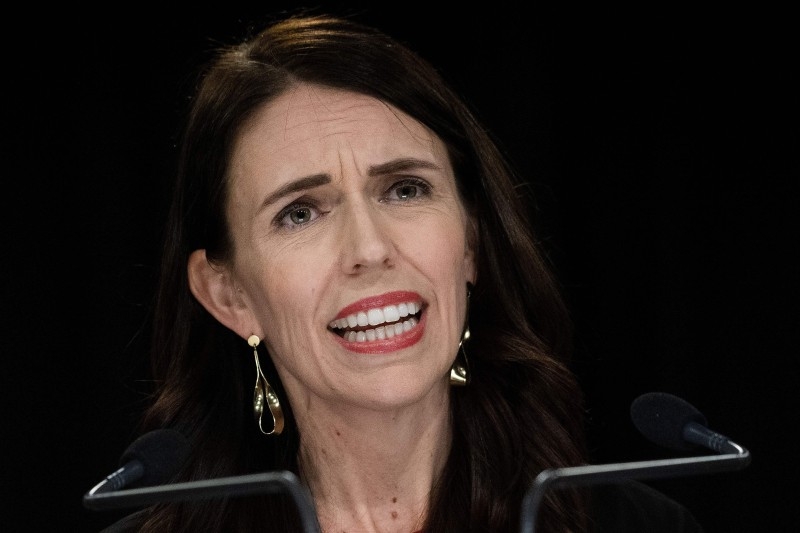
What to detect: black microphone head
<box><xmin>630</xmin><ymin>392</ymin><xmax>708</xmax><ymax>451</ymax></box>
<box><xmin>120</xmin><ymin>428</ymin><xmax>190</xmax><ymax>487</ymax></box>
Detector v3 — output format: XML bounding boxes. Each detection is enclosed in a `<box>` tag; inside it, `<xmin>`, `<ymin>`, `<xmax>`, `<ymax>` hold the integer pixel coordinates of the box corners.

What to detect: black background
<box><xmin>4</xmin><ymin>3</ymin><xmax>797</xmax><ymax>532</ymax></box>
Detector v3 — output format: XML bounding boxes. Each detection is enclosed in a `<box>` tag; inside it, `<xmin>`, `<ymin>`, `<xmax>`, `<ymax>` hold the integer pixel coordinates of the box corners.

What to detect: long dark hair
<box><xmin>138</xmin><ymin>13</ymin><xmax>589</xmax><ymax>533</ymax></box>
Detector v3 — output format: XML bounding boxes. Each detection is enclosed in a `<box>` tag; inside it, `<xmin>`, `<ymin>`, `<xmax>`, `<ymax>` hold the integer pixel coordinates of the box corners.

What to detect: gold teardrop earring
<box><xmin>450</xmin><ymin>282</ymin><xmax>473</xmax><ymax>386</ymax></box>
<box><xmin>248</xmin><ymin>335</ymin><xmax>284</xmax><ymax>435</ymax></box>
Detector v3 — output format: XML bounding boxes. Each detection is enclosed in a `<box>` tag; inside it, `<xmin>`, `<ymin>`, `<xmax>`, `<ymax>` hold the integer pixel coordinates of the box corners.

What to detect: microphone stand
<box><xmin>84</xmin><ymin>470</ymin><xmax>321</xmax><ymax>533</ymax></box>
<box><xmin>519</xmin><ymin>443</ymin><xmax>750</xmax><ymax>533</ymax></box>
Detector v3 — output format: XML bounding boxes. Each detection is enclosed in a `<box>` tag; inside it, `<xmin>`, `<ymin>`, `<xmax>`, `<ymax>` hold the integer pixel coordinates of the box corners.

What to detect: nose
<box><xmin>339</xmin><ymin>199</ymin><xmax>396</xmax><ymax>275</ymax></box>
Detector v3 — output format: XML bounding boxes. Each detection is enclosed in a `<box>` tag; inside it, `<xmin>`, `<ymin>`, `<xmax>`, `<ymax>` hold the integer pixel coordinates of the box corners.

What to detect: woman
<box><xmin>105</xmin><ymin>12</ymin><xmax>702</xmax><ymax>533</ymax></box>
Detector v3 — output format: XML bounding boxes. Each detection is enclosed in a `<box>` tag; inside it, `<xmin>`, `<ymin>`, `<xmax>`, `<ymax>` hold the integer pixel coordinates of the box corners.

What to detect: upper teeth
<box><xmin>329</xmin><ymin>301</ymin><xmax>420</xmax><ymax>330</ymax></box>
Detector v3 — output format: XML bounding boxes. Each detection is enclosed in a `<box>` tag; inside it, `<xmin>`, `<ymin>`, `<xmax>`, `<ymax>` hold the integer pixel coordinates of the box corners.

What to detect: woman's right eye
<box><xmin>275</xmin><ymin>203</ymin><xmax>320</xmax><ymax>228</ymax></box>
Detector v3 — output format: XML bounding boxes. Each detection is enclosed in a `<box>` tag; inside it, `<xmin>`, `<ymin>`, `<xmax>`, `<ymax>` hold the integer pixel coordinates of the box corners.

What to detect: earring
<box><xmin>450</xmin><ymin>283</ymin><xmax>472</xmax><ymax>386</ymax></box>
<box><xmin>248</xmin><ymin>335</ymin><xmax>284</xmax><ymax>435</ymax></box>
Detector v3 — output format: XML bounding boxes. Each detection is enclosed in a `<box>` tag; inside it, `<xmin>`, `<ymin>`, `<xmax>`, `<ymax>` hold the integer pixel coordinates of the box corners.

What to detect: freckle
<box><xmin>335</xmin><ymin>430</ymin><xmax>341</xmax><ymax>436</ymax></box>
<box><xmin>392</xmin><ymin>497</ymin><xmax>397</xmax><ymax>503</ymax></box>
<box><xmin>391</xmin><ymin>511</ymin><xmax>398</xmax><ymax>519</ymax></box>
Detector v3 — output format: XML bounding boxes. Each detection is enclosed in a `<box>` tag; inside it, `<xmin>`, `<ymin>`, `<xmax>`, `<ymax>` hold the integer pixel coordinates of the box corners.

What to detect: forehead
<box><xmin>230</xmin><ymin>83</ymin><xmax>445</xmax><ymax>177</ymax></box>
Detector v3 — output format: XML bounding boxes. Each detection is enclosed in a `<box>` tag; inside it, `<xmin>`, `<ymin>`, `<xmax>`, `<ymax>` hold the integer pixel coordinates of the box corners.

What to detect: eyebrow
<box><xmin>260</xmin><ymin>157</ymin><xmax>442</xmax><ymax>208</ymax></box>
<box><xmin>367</xmin><ymin>157</ymin><xmax>442</xmax><ymax>176</ymax></box>
<box><xmin>261</xmin><ymin>173</ymin><xmax>331</xmax><ymax>208</ymax></box>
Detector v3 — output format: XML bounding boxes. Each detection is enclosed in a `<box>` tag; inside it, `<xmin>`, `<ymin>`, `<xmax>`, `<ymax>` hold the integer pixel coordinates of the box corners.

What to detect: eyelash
<box><xmin>273</xmin><ymin>178</ymin><xmax>432</xmax><ymax>229</ymax></box>
<box><xmin>382</xmin><ymin>178</ymin><xmax>431</xmax><ymax>203</ymax></box>
<box><xmin>275</xmin><ymin>200</ymin><xmax>319</xmax><ymax>229</ymax></box>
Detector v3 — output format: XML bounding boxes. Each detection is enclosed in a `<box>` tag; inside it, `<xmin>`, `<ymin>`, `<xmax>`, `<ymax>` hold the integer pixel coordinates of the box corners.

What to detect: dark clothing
<box><xmin>588</xmin><ymin>480</ymin><xmax>704</xmax><ymax>532</ymax></box>
<box><xmin>100</xmin><ymin>480</ymin><xmax>703</xmax><ymax>532</ymax></box>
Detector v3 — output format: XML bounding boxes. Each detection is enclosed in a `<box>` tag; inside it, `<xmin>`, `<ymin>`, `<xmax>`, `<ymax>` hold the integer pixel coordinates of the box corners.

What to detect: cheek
<box><xmin>255</xmin><ymin>276</ymin><xmax>320</xmax><ymax>372</ymax></box>
<box><xmin>239</xmin><ymin>247</ymin><xmax>325</xmax><ymax>334</ymax></box>
<box><xmin>421</xmin><ymin>223</ymin><xmax>471</xmax><ymax>282</ymax></box>
<box><xmin>262</xmin><ymin>264</ymin><xmax>321</xmax><ymax>320</ymax></box>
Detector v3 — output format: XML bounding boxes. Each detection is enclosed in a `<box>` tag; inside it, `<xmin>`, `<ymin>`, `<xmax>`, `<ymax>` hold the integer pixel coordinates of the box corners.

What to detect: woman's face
<box><xmin>211</xmin><ymin>83</ymin><xmax>475</xmax><ymax>412</ymax></box>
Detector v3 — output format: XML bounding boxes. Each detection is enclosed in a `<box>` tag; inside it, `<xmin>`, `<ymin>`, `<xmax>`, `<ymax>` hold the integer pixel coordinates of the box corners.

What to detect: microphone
<box><xmin>86</xmin><ymin>429</ymin><xmax>190</xmax><ymax>494</ymax></box>
<box><xmin>631</xmin><ymin>391</ymin><xmax>742</xmax><ymax>455</ymax></box>
<box><xmin>518</xmin><ymin>392</ymin><xmax>750</xmax><ymax>533</ymax></box>
<box><xmin>83</xmin><ymin>429</ymin><xmax>322</xmax><ymax>533</ymax></box>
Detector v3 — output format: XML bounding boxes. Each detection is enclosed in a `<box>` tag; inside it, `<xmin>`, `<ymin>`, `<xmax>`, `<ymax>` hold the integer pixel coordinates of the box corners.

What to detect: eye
<box><xmin>384</xmin><ymin>178</ymin><xmax>431</xmax><ymax>202</ymax></box>
<box><xmin>275</xmin><ymin>203</ymin><xmax>320</xmax><ymax>228</ymax></box>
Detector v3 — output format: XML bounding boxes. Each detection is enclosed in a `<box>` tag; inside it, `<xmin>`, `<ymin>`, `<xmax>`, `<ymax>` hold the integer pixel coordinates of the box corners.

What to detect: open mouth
<box><xmin>328</xmin><ymin>301</ymin><xmax>424</xmax><ymax>343</ymax></box>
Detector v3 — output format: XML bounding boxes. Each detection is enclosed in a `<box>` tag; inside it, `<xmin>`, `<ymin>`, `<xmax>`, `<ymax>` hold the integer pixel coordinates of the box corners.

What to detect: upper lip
<box><xmin>330</xmin><ymin>290</ymin><xmax>424</xmax><ymax>328</ymax></box>
<box><xmin>333</xmin><ymin>291</ymin><xmax>424</xmax><ymax>318</ymax></box>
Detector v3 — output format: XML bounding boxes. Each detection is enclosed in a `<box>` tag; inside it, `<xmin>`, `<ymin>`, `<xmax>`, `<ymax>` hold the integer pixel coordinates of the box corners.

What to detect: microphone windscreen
<box><xmin>630</xmin><ymin>392</ymin><xmax>708</xmax><ymax>451</ymax></box>
<box><xmin>119</xmin><ymin>428</ymin><xmax>190</xmax><ymax>487</ymax></box>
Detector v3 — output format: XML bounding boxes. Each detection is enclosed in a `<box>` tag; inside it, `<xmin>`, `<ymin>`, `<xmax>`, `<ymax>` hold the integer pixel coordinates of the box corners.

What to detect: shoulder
<box><xmin>588</xmin><ymin>480</ymin><xmax>705</xmax><ymax>533</ymax></box>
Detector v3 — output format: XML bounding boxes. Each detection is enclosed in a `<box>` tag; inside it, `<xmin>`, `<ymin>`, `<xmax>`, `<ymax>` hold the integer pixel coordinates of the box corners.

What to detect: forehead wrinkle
<box><xmin>280</xmin><ymin>85</ymin><xmax>323</xmax><ymax>143</ymax></box>
<box><xmin>338</xmin><ymin>143</ymin><xmax>348</xmax><ymax>183</ymax></box>
<box><xmin>303</xmin><ymin>84</ymin><xmax>376</xmax><ymax>131</ymax></box>
<box><xmin>276</xmin><ymin>84</ymin><xmax>359</xmax><ymax>147</ymax></box>
<box><xmin>282</xmin><ymin>84</ymin><xmax>433</xmax><ymax>151</ymax></box>
<box><xmin>283</xmin><ymin>88</ymin><xmax>389</xmax><ymax>148</ymax></box>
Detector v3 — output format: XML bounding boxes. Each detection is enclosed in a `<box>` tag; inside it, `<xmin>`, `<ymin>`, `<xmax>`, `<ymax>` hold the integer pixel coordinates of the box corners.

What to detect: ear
<box><xmin>187</xmin><ymin>249</ymin><xmax>258</xmax><ymax>340</ymax></box>
<box><xmin>464</xmin><ymin>215</ymin><xmax>478</xmax><ymax>285</ymax></box>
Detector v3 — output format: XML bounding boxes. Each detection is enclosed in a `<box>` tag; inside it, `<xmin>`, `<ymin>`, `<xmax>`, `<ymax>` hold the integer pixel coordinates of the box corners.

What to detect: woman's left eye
<box><xmin>385</xmin><ymin>178</ymin><xmax>431</xmax><ymax>202</ymax></box>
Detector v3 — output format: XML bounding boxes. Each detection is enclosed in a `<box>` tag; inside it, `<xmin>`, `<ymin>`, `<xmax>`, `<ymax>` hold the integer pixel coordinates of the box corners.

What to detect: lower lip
<box><xmin>331</xmin><ymin>311</ymin><xmax>426</xmax><ymax>354</ymax></box>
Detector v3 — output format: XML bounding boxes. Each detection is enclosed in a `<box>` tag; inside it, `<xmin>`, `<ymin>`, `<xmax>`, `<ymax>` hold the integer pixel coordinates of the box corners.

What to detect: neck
<box><xmin>293</xmin><ymin>383</ymin><xmax>451</xmax><ymax>533</ymax></box>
